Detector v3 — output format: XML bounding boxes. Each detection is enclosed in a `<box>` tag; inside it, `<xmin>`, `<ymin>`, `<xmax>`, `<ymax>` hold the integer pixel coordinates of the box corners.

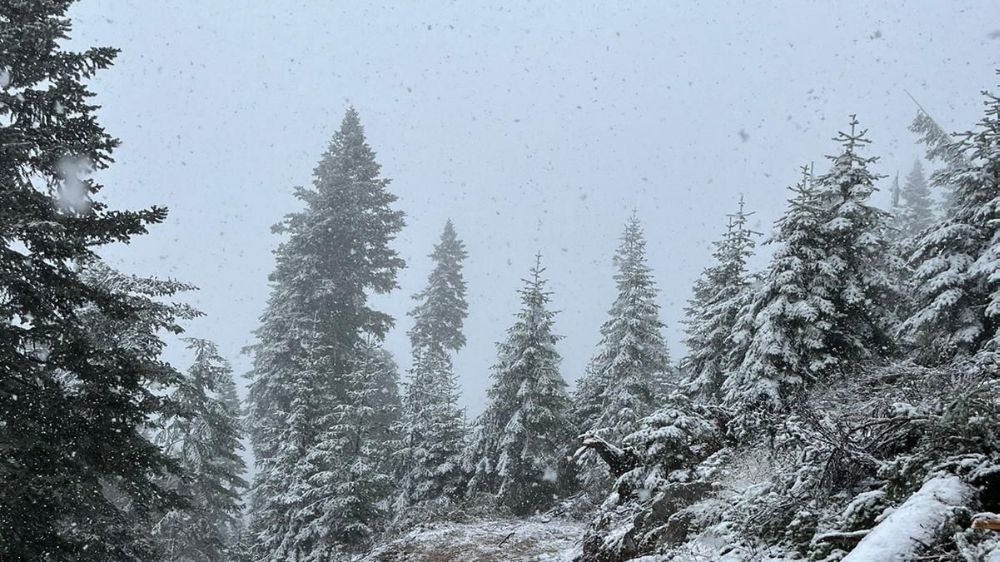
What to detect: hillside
<box><xmin>358</xmin><ymin>517</ymin><xmax>584</xmax><ymax>562</ymax></box>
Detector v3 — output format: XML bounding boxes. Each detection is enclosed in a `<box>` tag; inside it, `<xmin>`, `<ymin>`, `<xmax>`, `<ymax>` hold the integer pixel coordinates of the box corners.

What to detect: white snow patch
<box><xmin>357</xmin><ymin>516</ymin><xmax>584</xmax><ymax>561</ymax></box>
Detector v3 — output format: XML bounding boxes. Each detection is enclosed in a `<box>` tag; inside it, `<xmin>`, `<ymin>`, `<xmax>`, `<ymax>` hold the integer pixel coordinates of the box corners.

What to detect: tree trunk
<box><xmin>841</xmin><ymin>475</ymin><xmax>974</xmax><ymax>562</ymax></box>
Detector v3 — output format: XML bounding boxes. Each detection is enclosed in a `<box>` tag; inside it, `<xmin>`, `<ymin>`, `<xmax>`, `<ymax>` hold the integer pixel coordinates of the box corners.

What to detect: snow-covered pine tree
<box><xmin>909</xmin><ymin>101</ymin><xmax>971</xmax><ymax>213</ymax></box>
<box><xmin>900</xmin><ymin>85</ymin><xmax>1000</xmax><ymax>361</ymax></box>
<box><xmin>572</xmin><ymin>215</ymin><xmax>672</xmax><ymax>491</ymax></box>
<box><xmin>398</xmin><ymin>220</ymin><xmax>469</xmax><ymax>508</ymax></box>
<box><xmin>153</xmin><ymin>338</ymin><xmax>247</xmax><ymax>562</ymax></box>
<box><xmin>399</xmin><ymin>346</ymin><xmax>467</xmax><ymax>506</ymax></box>
<box><xmin>683</xmin><ymin>197</ymin><xmax>759</xmax><ymax>402</ymax></box>
<box><xmin>245</xmin><ymin>107</ymin><xmax>405</xmax><ymax>560</ymax></box>
<box><xmin>897</xmin><ymin>159</ymin><xmax>935</xmax><ymax>240</ymax></box>
<box><xmin>810</xmin><ymin>116</ymin><xmax>901</xmax><ymax>365</ymax></box>
<box><xmin>293</xmin><ymin>344</ymin><xmax>402</xmax><ymax>559</ymax></box>
<box><xmin>408</xmin><ymin>219</ymin><xmax>469</xmax><ymax>354</ymax></box>
<box><xmin>467</xmin><ymin>256</ymin><xmax>574</xmax><ymax>515</ymax></box>
<box><xmin>727</xmin><ymin>117</ymin><xmax>900</xmax><ymax>434</ymax></box>
<box><xmin>0</xmin><ymin>4</ymin><xmax>187</xmax><ymax>558</ymax></box>
<box><xmin>723</xmin><ymin>166</ymin><xmax>829</xmax><ymax>431</ymax></box>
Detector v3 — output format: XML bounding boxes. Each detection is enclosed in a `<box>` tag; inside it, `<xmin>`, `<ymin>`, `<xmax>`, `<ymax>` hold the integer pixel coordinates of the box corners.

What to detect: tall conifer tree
<box><xmin>811</xmin><ymin>116</ymin><xmax>901</xmax><ymax>364</ymax></box>
<box><xmin>724</xmin><ymin>167</ymin><xmax>828</xmax><ymax>432</ymax></box>
<box><xmin>399</xmin><ymin>220</ymin><xmax>470</xmax><ymax>507</ymax></box>
<box><xmin>727</xmin><ymin>118</ymin><xmax>899</xmax><ymax>432</ymax></box>
<box><xmin>572</xmin><ymin>215</ymin><xmax>671</xmax><ymax>490</ymax></box>
<box><xmin>0</xmin><ymin>4</ymin><xmax>186</xmax><ymax>558</ymax></box>
<box><xmin>245</xmin><ymin>108</ymin><xmax>405</xmax><ymax>559</ymax></box>
<box><xmin>408</xmin><ymin>220</ymin><xmax>469</xmax><ymax>354</ymax></box>
<box><xmin>683</xmin><ymin>198</ymin><xmax>759</xmax><ymax>401</ymax></box>
<box><xmin>901</xmin><ymin>86</ymin><xmax>1000</xmax><ymax>361</ymax></box>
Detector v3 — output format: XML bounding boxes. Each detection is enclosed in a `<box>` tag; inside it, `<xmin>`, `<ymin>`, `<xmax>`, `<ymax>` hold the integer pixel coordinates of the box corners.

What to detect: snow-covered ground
<box><xmin>357</xmin><ymin>517</ymin><xmax>585</xmax><ymax>561</ymax></box>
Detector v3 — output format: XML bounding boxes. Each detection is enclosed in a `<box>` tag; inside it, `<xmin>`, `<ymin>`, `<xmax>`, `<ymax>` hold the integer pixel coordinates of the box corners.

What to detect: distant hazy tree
<box><xmin>153</xmin><ymin>339</ymin><xmax>247</xmax><ymax>562</ymax></box>
<box><xmin>909</xmin><ymin>103</ymin><xmax>970</xmax><ymax>213</ymax></box>
<box><xmin>897</xmin><ymin>159</ymin><xmax>935</xmax><ymax>240</ymax></box>
<box><xmin>408</xmin><ymin>220</ymin><xmax>469</xmax><ymax>354</ymax></box>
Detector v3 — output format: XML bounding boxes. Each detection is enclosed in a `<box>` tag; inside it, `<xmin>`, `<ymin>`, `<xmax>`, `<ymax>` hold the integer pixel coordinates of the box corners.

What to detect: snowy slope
<box><xmin>357</xmin><ymin>517</ymin><xmax>584</xmax><ymax>562</ymax></box>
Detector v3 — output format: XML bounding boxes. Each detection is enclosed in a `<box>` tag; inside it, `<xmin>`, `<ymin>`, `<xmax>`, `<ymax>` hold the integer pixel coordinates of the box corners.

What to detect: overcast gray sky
<box><xmin>69</xmin><ymin>1</ymin><xmax>999</xmax><ymax>414</ymax></box>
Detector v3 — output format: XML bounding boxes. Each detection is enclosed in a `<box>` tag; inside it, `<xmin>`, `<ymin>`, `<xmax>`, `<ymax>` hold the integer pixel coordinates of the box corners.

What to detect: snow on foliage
<box><xmin>467</xmin><ymin>255</ymin><xmax>575</xmax><ymax>516</ymax></box>
<box><xmin>574</xmin><ymin>215</ymin><xmax>673</xmax><ymax>495</ymax></box>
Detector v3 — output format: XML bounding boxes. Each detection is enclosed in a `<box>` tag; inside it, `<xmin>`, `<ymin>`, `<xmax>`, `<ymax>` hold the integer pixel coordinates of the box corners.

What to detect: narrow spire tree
<box><xmin>245</xmin><ymin>107</ymin><xmax>405</xmax><ymax>560</ymax></box>
<box><xmin>897</xmin><ymin>159</ymin><xmax>935</xmax><ymax>240</ymax></box>
<box><xmin>408</xmin><ymin>220</ymin><xmax>469</xmax><ymax>354</ymax></box>
<box><xmin>467</xmin><ymin>256</ymin><xmax>573</xmax><ymax>515</ymax></box>
<box><xmin>683</xmin><ymin>197</ymin><xmax>759</xmax><ymax>402</ymax></box>
<box><xmin>153</xmin><ymin>339</ymin><xmax>247</xmax><ymax>562</ymax></box>
<box><xmin>573</xmin><ymin>214</ymin><xmax>672</xmax><ymax>447</ymax></box>
<box><xmin>399</xmin><ymin>221</ymin><xmax>470</xmax><ymax>507</ymax></box>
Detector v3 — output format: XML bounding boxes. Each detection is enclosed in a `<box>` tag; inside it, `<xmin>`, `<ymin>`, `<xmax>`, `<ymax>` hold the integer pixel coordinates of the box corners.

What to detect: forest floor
<box><xmin>357</xmin><ymin>516</ymin><xmax>585</xmax><ymax>561</ymax></box>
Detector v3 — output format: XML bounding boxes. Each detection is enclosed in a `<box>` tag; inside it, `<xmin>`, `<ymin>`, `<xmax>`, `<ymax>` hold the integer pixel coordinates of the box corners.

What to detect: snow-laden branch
<box><xmin>575</xmin><ymin>432</ymin><xmax>640</xmax><ymax>478</ymax></box>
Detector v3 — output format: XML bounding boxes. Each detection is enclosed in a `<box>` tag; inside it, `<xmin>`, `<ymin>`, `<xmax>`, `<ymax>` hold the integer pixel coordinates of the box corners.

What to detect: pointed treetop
<box><xmin>408</xmin><ymin>218</ymin><xmax>469</xmax><ymax>353</ymax></box>
<box><xmin>835</xmin><ymin>114</ymin><xmax>873</xmax><ymax>157</ymax></box>
<box><xmin>531</xmin><ymin>252</ymin><xmax>545</xmax><ymax>284</ymax></box>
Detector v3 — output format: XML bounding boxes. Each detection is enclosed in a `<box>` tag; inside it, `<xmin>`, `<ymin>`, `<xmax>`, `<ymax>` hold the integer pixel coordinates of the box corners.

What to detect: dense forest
<box><xmin>3</xmin><ymin>2</ymin><xmax>1000</xmax><ymax>562</ymax></box>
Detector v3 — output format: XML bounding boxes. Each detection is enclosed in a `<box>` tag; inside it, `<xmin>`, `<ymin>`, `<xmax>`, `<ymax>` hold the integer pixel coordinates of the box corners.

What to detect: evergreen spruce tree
<box><xmin>408</xmin><ymin>220</ymin><xmax>469</xmax><ymax>354</ymax></box>
<box><xmin>723</xmin><ymin>167</ymin><xmax>829</xmax><ymax>432</ymax></box>
<box><xmin>153</xmin><ymin>339</ymin><xmax>247</xmax><ymax>562</ymax></box>
<box><xmin>467</xmin><ymin>256</ymin><xmax>573</xmax><ymax>515</ymax></box>
<box><xmin>683</xmin><ymin>197</ymin><xmax>759</xmax><ymax>402</ymax></box>
<box><xmin>399</xmin><ymin>346</ymin><xmax>467</xmax><ymax>505</ymax></box>
<box><xmin>398</xmin><ymin>220</ymin><xmax>469</xmax><ymax>507</ymax></box>
<box><xmin>0</xmin><ymin>4</ymin><xmax>186</xmax><ymax>559</ymax></box>
<box><xmin>572</xmin><ymin>215</ymin><xmax>671</xmax><ymax>490</ymax></box>
<box><xmin>245</xmin><ymin>107</ymin><xmax>405</xmax><ymax>560</ymax></box>
<box><xmin>901</xmin><ymin>86</ymin><xmax>1000</xmax><ymax>361</ymax></box>
<box><xmin>727</xmin><ymin>117</ymin><xmax>899</xmax><ymax>433</ymax></box>
<box><xmin>293</xmin><ymin>344</ymin><xmax>402</xmax><ymax>559</ymax></box>
<box><xmin>811</xmin><ymin>116</ymin><xmax>901</xmax><ymax>364</ymax></box>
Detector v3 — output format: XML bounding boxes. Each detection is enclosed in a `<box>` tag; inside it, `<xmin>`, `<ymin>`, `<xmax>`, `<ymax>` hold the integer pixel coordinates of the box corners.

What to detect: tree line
<box><xmin>3</xmin><ymin>2</ymin><xmax>999</xmax><ymax>561</ymax></box>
